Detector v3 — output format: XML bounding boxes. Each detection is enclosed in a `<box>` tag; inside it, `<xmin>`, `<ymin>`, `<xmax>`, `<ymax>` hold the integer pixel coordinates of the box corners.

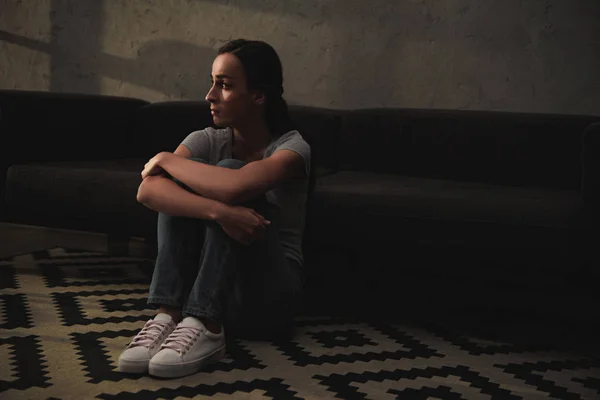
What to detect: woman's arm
<box><xmin>156</xmin><ymin>150</ymin><xmax>305</xmax><ymax>204</ymax></box>
<box><xmin>137</xmin><ymin>174</ymin><xmax>271</xmax><ymax>245</ymax></box>
<box><xmin>173</xmin><ymin>144</ymin><xmax>192</xmax><ymax>158</ymax></box>
<box><xmin>137</xmin><ymin>175</ymin><xmax>227</xmax><ymax>220</ymax></box>
<box><xmin>156</xmin><ymin>153</ymin><xmax>241</xmax><ymax>203</ymax></box>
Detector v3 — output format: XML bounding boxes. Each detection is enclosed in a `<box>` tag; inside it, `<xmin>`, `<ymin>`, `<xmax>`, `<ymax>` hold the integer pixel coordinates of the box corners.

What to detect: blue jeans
<box><xmin>147</xmin><ymin>158</ymin><xmax>303</xmax><ymax>339</ymax></box>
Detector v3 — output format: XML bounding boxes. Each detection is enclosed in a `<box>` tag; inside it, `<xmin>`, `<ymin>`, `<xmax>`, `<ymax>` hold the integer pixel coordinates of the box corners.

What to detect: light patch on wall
<box><xmin>0</xmin><ymin>0</ymin><xmax>52</xmax><ymax>91</ymax></box>
<box><xmin>0</xmin><ymin>42</ymin><xmax>51</xmax><ymax>91</ymax></box>
<box><xmin>98</xmin><ymin>0</ymin><xmax>336</xmax><ymax>102</ymax></box>
<box><xmin>100</xmin><ymin>76</ymin><xmax>167</xmax><ymax>102</ymax></box>
<box><xmin>2</xmin><ymin>0</ymin><xmax>598</xmax><ymax>115</ymax></box>
<box><xmin>100</xmin><ymin>0</ymin><xmax>311</xmax><ymax>56</ymax></box>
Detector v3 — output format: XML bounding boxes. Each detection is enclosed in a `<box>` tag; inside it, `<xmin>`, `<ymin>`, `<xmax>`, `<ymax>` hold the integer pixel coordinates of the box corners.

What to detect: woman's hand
<box><xmin>216</xmin><ymin>204</ymin><xmax>271</xmax><ymax>246</ymax></box>
<box><xmin>142</xmin><ymin>152</ymin><xmax>172</xmax><ymax>180</ymax></box>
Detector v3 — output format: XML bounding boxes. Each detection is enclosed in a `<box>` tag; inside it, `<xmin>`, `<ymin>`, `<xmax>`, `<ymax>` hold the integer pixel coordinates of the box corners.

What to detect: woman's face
<box><xmin>206</xmin><ymin>53</ymin><xmax>258</xmax><ymax>127</ymax></box>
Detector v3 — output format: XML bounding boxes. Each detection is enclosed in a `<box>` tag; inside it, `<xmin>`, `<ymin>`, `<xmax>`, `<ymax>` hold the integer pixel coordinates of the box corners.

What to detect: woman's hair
<box><xmin>218</xmin><ymin>39</ymin><xmax>294</xmax><ymax>137</ymax></box>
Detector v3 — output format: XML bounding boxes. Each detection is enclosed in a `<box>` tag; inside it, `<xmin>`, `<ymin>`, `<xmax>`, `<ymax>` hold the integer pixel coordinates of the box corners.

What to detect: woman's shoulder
<box><xmin>266</xmin><ymin>130</ymin><xmax>311</xmax><ymax>158</ymax></box>
<box><xmin>272</xmin><ymin>130</ymin><xmax>309</xmax><ymax>147</ymax></box>
<box><xmin>192</xmin><ymin>126</ymin><xmax>232</xmax><ymax>145</ymax></box>
<box><xmin>185</xmin><ymin>126</ymin><xmax>229</xmax><ymax>136</ymax></box>
<box><xmin>202</xmin><ymin>126</ymin><xmax>231</xmax><ymax>137</ymax></box>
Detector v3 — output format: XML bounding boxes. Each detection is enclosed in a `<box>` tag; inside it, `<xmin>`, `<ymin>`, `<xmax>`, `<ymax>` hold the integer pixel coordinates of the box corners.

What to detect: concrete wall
<box><xmin>1</xmin><ymin>0</ymin><xmax>599</xmax><ymax>115</ymax></box>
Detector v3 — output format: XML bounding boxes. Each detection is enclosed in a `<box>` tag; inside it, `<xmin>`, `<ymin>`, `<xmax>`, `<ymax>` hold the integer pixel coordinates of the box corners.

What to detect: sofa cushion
<box><xmin>5</xmin><ymin>159</ymin><xmax>156</xmax><ymax>237</ymax></box>
<box><xmin>307</xmin><ymin>171</ymin><xmax>584</xmax><ymax>246</ymax></box>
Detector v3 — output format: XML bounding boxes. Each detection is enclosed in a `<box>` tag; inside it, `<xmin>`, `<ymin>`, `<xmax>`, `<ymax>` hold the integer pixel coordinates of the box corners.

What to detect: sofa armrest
<box><xmin>0</xmin><ymin>90</ymin><xmax>149</xmax><ymax>220</ymax></box>
<box><xmin>582</xmin><ymin>122</ymin><xmax>600</xmax><ymax>215</ymax></box>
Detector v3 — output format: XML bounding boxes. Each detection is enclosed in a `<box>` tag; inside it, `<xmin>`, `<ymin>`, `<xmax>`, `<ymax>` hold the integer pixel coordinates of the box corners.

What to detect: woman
<box><xmin>117</xmin><ymin>39</ymin><xmax>310</xmax><ymax>379</ymax></box>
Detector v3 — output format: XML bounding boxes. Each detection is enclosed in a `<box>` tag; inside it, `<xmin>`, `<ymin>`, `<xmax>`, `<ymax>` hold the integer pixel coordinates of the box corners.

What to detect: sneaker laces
<box><xmin>161</xmin><ymin>325</ymin><xmax>202</xmax><ymax>353</ymax></box>
<box><xmin>128</xmin><ymin>320</ymin><xmax>171</xmax><ymax>348</ymax></box>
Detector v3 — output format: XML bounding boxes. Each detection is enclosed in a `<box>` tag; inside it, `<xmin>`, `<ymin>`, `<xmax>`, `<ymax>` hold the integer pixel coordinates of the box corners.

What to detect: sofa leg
<box><xmin>142</xmin><ymin>234</ymin><xmax>158</xmax><ymax>259</ymax></box>
<box><xmin>106</xmin><ymin>233</ymin><xmax>129</xmax><ymax>256</ymax></box>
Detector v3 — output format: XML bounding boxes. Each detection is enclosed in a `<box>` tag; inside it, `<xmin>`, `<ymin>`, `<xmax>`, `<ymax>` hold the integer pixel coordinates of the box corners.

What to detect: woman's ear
<box><xmin>253</xmin><ymin>90</ymin><xmax>266</xmax><ymax>105</ymax></box>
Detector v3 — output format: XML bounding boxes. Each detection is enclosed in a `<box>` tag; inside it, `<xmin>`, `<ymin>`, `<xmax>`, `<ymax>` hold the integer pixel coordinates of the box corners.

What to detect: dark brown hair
<box><xmin>218</xmin><ymin>39</ymin><xmax>294</xmax><ymax>137</ymax></box>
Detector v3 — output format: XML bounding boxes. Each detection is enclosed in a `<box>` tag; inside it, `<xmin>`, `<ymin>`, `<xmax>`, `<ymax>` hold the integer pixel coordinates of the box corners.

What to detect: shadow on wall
<box><xmin>0</xmin><ymin>29</ymin><xmax>215</xmax><ymax>100</ymax></box>
<box><xmin>51</xmin><ymin>0</ymin><xmax>214</xmax><ymax>99</ymax></box>
<box><xmin>124</xmin><ymin>40</ymin><xmax>215</xmax><ymax>99</ymax></box>
<box><xmin>197</xmin><ymin>0</ymin><xmax>600</xmax><ymax>113</ymax></box>
<box><xmin>49</xmin><ymin>0</ymin><xmax>104</xmax><ymax>94</ymax></box>
<box><xmin>2</xmin><ymin>0</ymin><xmax>367</xmax><ymax>105</ymax></box>
<box><xmin>3</xmin><ymin>0</ymin><xmax>411</xmax><ymax>107</ymax></box>
<box><xmin>76</xmin><ymin>39</ymin><xmax>216</xmax><ymax>99</ymax></box>
<box><xmin>193</xmin><ymin>0</ymin><xmax>441</xmax><ymax>109</ymax></box>
<box><xmin>195</xmin><ymin>0</ymin><xmax>441</xmax><ymax>108</ymax></box>
<box><xmin>3</xmin><ymin>0</ymin><xmax>599</xmax><ymax>112</ymax></box>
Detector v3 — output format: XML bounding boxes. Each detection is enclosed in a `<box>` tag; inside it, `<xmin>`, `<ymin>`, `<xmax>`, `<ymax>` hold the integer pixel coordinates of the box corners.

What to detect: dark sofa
<box><xmin>2</xmin><ymin>89</ymin><xmax>599</xmax><ymax>318</ymax></box>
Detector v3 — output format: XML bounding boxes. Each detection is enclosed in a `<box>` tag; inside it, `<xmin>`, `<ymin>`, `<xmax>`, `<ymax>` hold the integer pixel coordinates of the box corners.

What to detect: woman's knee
<box><xmin>189</xmin><ymin>157</ymin><xmax>208</xmax><ymax>164</ymax></box>
<box><xmin>217</xmin><ymin>158</ymin><xmax>246</xmax><ymax>170</ymax></box>
<box><xmin>186</xmin><ymin>157</ymin><xmax>245</xmax><ymax>169</ymax></box>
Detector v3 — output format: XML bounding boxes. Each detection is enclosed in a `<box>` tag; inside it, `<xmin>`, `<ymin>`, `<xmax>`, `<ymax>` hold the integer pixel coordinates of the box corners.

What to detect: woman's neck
<box><xmin>231</xmin><ymin>121</ymin><xmax>272</xmax><ymax>162</ymax></box>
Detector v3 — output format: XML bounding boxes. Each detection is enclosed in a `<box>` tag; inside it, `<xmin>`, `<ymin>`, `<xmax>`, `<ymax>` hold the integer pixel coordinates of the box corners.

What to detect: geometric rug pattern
<box><xmin>1</xmin><ymin>247</ymin><xmax>599</xmax><ymax>399</ymax></box>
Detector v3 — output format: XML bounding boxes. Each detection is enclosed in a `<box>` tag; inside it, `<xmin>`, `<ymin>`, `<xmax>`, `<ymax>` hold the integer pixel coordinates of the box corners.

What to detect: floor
<box><xmin>1</xmin><ymin>238</ymin><xmax>599</xmax><ymax>399</ymax></box>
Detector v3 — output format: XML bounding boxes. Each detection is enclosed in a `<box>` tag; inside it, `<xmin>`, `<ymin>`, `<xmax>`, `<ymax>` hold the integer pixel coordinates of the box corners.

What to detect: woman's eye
<box><xmin>209</xmin><ymin>79</ymin><xmax>230</xmax><ymax>89</ymax></box>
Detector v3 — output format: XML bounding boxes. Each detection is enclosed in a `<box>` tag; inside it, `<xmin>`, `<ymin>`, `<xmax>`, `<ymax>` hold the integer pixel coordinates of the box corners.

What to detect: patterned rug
<box><xmin>1</xmin><ymin>247</ymin><xmax>599</xmax><ymax>399</ymax></box>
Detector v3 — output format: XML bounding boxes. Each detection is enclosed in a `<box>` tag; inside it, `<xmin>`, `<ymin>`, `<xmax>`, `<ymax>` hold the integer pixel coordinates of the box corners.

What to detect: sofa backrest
<box><xmin>0</xmin><ymin>90</ymin><xmax>149</xmax><ymax>162</ymax></box>
<box><xmin>288</xmin><ymin>105</ymin><xmax>341</xmax><ymax>197</ymax></box>
<box><xmin>133</xmin><ymin>101</ymin><xmax>216</xmax><ymax>158</ymax></box>
<box><xmin>339</xmin><ymin>108</ymin><xmax>599</xmax><ymax>190</ymax></box>
<box><xmin>287</xmin><ymin>105</ymin><xmax>341</xmax><ymax>176</ymax></box>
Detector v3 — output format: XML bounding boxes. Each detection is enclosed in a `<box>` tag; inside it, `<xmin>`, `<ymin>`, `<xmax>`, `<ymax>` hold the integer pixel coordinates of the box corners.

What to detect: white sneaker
<box><xmin>117</xmin><ymin>313</ymin><xmax>176</xmax><ymax>374</ymax></box>
<box><xmin>148</xmin><ymin>316</ymin><xmax>226</xmax><ymax>378</ymax></box>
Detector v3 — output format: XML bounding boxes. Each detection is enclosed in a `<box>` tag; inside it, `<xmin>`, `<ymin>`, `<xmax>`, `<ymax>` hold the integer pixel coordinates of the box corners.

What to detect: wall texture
<box><xmin>1</xmin><ymin>0</ymin><xmax>599</xmax><ymax>115</ymax></box>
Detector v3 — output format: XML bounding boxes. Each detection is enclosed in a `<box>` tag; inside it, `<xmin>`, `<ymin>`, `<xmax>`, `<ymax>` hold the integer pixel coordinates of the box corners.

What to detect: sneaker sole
<box><xmin>148</xmin><ymin>345</ymin><xmax>226</xmax><ymax>378</ymax></box>
<box><xmin>117</xmin><ymin>358</ymin><xmax>150</xmax><ymax>374</ymax></box>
